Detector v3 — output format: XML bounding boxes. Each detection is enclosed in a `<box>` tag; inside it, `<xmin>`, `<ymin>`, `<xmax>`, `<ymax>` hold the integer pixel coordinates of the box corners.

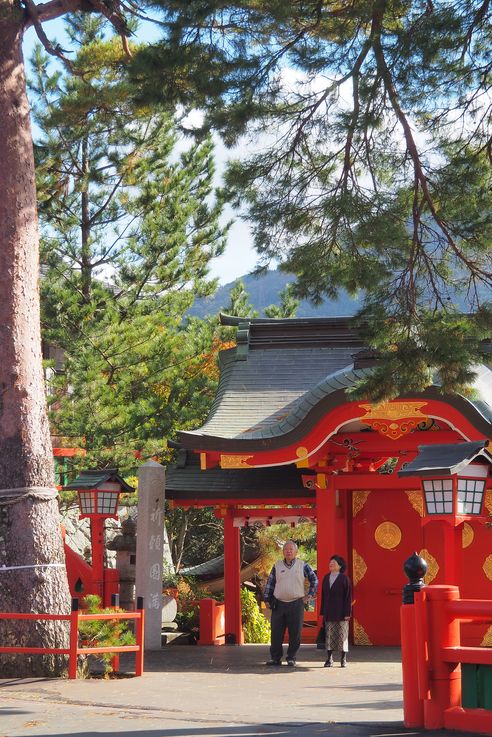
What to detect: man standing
<box><xmin>263</xmin><ymin>540</ymin><xmax>318</xmax><ymax>666</ymax></box>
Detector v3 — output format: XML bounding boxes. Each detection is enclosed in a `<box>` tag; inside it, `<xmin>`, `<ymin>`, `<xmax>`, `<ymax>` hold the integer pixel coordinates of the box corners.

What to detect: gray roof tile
<box><xmin>178</xmin><ymin>316</ymin><xmax>492</xmax><ymax>448</ymax></box>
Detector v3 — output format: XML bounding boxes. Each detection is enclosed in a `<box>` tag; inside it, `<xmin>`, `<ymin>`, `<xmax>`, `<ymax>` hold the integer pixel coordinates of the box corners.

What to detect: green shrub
<box><xmin>240</xmin><ymin>588</ymin><xmax>270</xmax><ymax>643</ymax></box>
<box><xmin>77</xmin><ymin>594</ymin><xmax>135</xmax><ymax>677</ymax></box>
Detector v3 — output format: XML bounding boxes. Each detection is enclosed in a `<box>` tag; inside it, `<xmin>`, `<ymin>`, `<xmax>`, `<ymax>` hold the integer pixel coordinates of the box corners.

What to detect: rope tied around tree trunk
<box><xmin>0</xmin><ymin>562</ymin><xmax>65</xmax><ymax>572</ymax></box>
<box><xmin>0</xmin><ymin>487</ymin><xmax>59</xmax><ymax>506</ymax></box>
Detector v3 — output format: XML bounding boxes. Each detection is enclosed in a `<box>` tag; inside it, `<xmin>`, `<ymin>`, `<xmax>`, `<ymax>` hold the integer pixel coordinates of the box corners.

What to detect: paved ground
<box><xmin>0</xmin><ymin>644</ymin><xmax>480</xmax><ymax>737</ymax></box>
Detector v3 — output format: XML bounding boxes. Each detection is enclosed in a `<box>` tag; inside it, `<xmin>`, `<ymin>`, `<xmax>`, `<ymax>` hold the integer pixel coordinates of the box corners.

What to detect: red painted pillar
<box><xmin>224</xmin><ymin>510</ymin><xmax>243</xmax><ymax>644</ymax></box>
<box><xmin>316</xmin><ymin>477</ymin><xmax>337</xmax><ymax>611</ymax></box>
<box><xmin>400</xmin><ymin>602</ymin><xmax>424</xmax><ymax>727</ymax></box>
<box><xmin>90</xmin><ymin>516</ymin><xmax>105</xmax><ymax>602</ymax></box>
<box><xmin>422</xmin><ymin>520</ymin><xmax>458</xmax><ymax>584</ymax></box>
<box><xmin>423</xmin><ymin>585</ymin><xmax>461</xmax><ymax>730</ymax></box>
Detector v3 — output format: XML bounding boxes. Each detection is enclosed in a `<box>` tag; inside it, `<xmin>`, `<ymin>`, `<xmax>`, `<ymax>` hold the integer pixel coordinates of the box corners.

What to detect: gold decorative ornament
<box><xmin>220</xmin><ymin>454</ymin><xmax>254</xmax><ymax>469</ymax></box>
<box><xmin>462</xmin><ymin>522</ymin><xmax>474</xmax><ymax>549</ymax></box>
<box><xmin>482</xmin><ymin>554</ymin><xmax>492</xmax><ymax>582</ymax></box>
<box><xmin>359</xmin><ymin>401</ymin><xmax>429</xmax><ymax>421</ymax></box>
<box><xmin>481</xmin><ymin>626</ymin><xmax>492</xmax><ymax>647</ymax></box>
<box><xmin>358</xmin><ymin>402</ymin><xmax>429</xmax><ymax>440</ymax></box>
<box><xmin>352</xmin><ymin>549</ymin><xmax>368</xmax><ymax>586</ymax></box>
<box><xmin>353</xmin><ymin>618</ymin><xmax>373</xmax><ymax>646</ymax></box>
<box><xmin>484</xmin><ymin>490</ymin><xmax>492</xmax><ymax>516</ymax></box>
<box><xmin>419</xmin><ymin>548</ymin><xmax>439</xmax><ymax>584</ymax></box>
<box><xmin>352</xmin><ymin>490</ymin><xmax>371</xmax><ymax>517</ymax></box>
<box><xmin>295</xmin><ymin>446</ymin><xmax>310</xmax><ymax>468</ymax></box>
<box><xmin>374</xmin><ymin>521</ymin><xmax>402</xmax><ymax>550</ymax></box>
<box><xmin>405</xmin><ymin>490</ymin><xmax>424</xmax><ymax>517</ymax></box>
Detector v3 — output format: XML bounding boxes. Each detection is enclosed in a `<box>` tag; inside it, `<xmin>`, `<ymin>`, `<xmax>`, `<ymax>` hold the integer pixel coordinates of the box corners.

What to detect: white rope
<box><xmin>0</xmin><ymin>563</ymin><xmax>65</xmax><ymax>572</ymax></box>
<box><xmin>0</xmin><ymin>487</ymin><xmax>59</xmax><ymax>505</ymax></box>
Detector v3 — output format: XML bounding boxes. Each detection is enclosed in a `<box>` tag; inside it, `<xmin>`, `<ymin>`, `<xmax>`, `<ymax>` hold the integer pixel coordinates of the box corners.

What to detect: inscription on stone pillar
<box><xmin>135</xmin><ymin>460</ymin><xmax>165</xmax><ymax>650</ymax></box>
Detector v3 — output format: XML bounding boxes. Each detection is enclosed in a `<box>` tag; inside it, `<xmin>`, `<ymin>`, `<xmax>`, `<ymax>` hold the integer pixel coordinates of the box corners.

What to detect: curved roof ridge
<box><xmin>236</xmin><ymin>365</ymin><xmax>371</xmax><ymax>440</ymax></box>
<box><xmin>219</xmin><ymin>313</ymin><xmax>358</xmax><ymax>327</ymax></box>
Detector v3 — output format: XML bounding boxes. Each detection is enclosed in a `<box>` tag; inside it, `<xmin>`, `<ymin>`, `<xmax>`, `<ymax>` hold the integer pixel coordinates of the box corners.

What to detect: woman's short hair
<box><xmin>330</xmin><ymin>554</ymin><xmax>347</xmax><ymax>573</ymax></box>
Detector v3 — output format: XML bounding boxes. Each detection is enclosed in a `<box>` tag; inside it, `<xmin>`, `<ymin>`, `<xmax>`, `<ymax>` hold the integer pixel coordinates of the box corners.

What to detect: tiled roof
<box><xmin>64</xmin><ymin>468</ymin><xmax>135</xmax><ymax>492</ymax></box>
<box><xmin>177</xmin><ymin>315</ymin><xmax>492</xmax><ymax>452</ymax></box>
<box><xmin>398</xmin><ymin>440</ymin><xmax>492</xmax><ymax>477</ymax></box>
<box><xmin>166</xmin><ymin>451</ymin><xmax>314</xmax><ymax>501</ymax></box>
<box><xmin>179</xmin><ymin>315</ymin><xmax>366</xmax><ymax>445</ymax></box>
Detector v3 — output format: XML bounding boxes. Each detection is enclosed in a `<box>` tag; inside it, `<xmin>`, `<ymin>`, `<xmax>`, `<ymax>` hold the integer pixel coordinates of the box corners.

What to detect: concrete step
<box><xmin>161</xmin><ymin>631</ymin><xmax>195</xmax><ymax>646</ymax></box>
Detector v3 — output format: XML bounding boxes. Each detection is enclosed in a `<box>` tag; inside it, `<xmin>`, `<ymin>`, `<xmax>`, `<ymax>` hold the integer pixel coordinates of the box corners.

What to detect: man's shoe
<box><xmin>286</xmin><ymin>658</ymin><xmax>296</xmax><ymax>667</ymax></box>
<box><xmin>265</xmin><ymin>659</ymin><xmax>282</xmax><ymax>666</ymax></box>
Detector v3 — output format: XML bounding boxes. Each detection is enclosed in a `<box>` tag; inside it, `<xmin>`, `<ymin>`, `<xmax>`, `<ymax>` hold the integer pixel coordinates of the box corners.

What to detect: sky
<box><xmin>22</xmin><ymin>18</ymin><xmax>259</xmax><ymax>286</ymax></box>
<box><xmin>214</xmin><ymin>210</ymin><xmax>258</xmax><ymax>285</ymax></box>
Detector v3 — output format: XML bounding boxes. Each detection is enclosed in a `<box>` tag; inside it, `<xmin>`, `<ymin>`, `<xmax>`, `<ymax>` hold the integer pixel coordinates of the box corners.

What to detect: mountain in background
<box><xmin>189</xmin><ymin>270</ymin><xmax>363</xmax><ymax>318</ymax></box>
<box><xmin>190</xmin><ymin>268</ymin><xmax>491</xmax><ymax>320</ymax></box>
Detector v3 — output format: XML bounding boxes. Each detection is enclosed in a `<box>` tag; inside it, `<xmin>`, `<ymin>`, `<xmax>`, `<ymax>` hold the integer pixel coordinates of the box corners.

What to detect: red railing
<box><xmin>401</xmin><ymin>584</ymin><xmax>492</xmax><ymax>734</ymax></box>
<box><xmin>0</xmin><ymin>596</ymin><xmax>145</xmax><ymax>679</ymax></box>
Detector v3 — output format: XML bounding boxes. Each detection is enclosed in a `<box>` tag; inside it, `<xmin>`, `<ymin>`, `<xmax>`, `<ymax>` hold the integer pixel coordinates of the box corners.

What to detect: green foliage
<box><xmin>351</xmin><ymin>305</ymin><xmax>492</xmax><ymax>402</ymax></box>
<box><xmin>221</xmin><ymin>279</ymin><xmax>258</xmax><ymax>318</ymax></box>
<box><xmin>264</xmin><ymin>284</ymin><xmax>300</xmax><ymax>319</ymax></box>
<box><xmin>240</xmin><ymin>588</ymin><xmax>270</xmax><ymax>644</ymax></box>
<box><xmin>77</xmin><ymin>594</ymin><xmax>135</xmax><ymax>677</ymax></box>
<box><xmin>172</xmin><ymin>575</ymin><xmax>219</xmax><ymax>640</ymax></box>
<box><xmin>165</xmin><ymin>504</ymin><xmax>224</xmax><ymax>570</ymax></box>
<box><xmin>174</xmin><ymin>606</ymin><xmax>200</xmax><ymax>639</ymax></box>
<box><xmin>255</xmin><ymin>523</ymin><xmax>317</xmax><ymax>580</ymax></box>
<box><xmin>133</xmin><ymin>1</ymin><xmax>492</xmax><ymax>398</ymax></box>
<box><xmin>31</xmin><ymin>16</ymin><xmax>229</xmax><ymax>472</ymax></box>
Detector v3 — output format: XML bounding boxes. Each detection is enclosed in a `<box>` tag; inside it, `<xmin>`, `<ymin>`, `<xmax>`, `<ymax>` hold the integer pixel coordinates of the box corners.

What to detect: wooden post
<box><xmin>90</xmin><ymin>516</ymin><xmax>105</xmax><ymax>602</ymax></box>
<box><xmin>423</xmin><ymin>519</ymin><xmax>458</xmax><ymax>585</ymax></box>
<box><xmin>400</xmin><ymin>602</ymin><xmax>424</xmax><ymax>727</ymax></box>
<box><xmin>423</xmin><ymin>585</ymin><xmax>461</xmax><ymax>729</ymax></box>
<box><xmin>135</xmin><ymin>596</ymin><xmax>145</xmax><ymax>676</ymax></box>
<box><xmin>316</xmin><ymin>478</ymin><xmax>337</xmax><ymax>612</ymax></box>
<box><xmin>224</xmin><ymin>510</ymin><xmax>243</xmax><ymax>644</ymax></box>
<box><xmin>68</xmin><ymin>598</ymin><xmax>80</xmax><ymax>680</ymax></box>
<box><xmin>111</xmin><ymin>593</ymin><xmax>120</xmax><ymax>674</ymax></box>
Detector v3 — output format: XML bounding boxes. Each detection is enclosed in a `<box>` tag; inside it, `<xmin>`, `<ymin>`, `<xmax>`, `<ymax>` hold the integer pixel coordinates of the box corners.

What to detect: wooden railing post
<box><xmin>111</xmin><ymin>593</ymin><xmax>120</xmax><ymax>674</ymax></box>
<box><xmin>135</xmin><ymin>596</ymin><xmax>145</xmax><ymax>676</ymax></box>
<box><xmin>423</xmin><ymin>585</ymin><xmax>461</xmax><ymax>730</ymax></box>
<box><xmin>198</xmin><ymin>598</ymin><xmax>216</xmax><ymax>645</ymax></box>
<box><xmin>68</xmin><ymin>598</ymin><xmax>80</xmax><ymax>680</ymax></box>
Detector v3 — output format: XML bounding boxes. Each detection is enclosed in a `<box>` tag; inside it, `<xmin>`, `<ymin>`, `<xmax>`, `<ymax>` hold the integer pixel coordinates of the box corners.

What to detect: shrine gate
<box><xmin>166</xmin><ymin>315</ymin><xmax>492</xmax><ymax>647</ymax></box>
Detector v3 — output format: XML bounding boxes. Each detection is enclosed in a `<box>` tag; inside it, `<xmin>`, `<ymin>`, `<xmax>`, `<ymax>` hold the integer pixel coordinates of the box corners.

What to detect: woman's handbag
<box><xmin>316</xmin><ymin>623</ymin><xmax>326</xmax><ymax>649</ymax></box>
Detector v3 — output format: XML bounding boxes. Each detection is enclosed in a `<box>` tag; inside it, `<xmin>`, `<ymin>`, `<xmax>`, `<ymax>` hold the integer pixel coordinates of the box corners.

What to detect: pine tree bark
<box><xmin>0</xmin><ymin>2</ymin><xmax>71</xmax><ymax>676</ymax></box>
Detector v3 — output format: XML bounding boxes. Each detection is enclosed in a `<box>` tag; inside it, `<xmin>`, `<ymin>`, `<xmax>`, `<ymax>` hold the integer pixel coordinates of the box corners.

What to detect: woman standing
<box><xmin>320</xmin><ymin>555</ymin><xmax>352</xmax><ymax>667</ymax></box>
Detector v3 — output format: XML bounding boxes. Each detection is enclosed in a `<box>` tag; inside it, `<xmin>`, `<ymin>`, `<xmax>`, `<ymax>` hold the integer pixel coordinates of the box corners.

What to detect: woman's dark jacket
<box><xmin>320</xmin><ymin>573</ymin><xmax>352</xmax><ymax>621</ymax></box>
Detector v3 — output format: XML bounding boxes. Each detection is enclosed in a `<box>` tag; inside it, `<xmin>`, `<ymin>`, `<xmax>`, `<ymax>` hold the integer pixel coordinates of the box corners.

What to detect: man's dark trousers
<box><xmin>270</xmin><ymin>598</ymin><xmax>304</xmax><ymax>661</ymax></box>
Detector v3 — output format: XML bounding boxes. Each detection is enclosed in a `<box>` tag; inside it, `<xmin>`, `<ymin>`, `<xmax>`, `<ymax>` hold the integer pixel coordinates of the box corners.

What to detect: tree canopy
<box><xmin>32</xmin><ymin>16</ymin><xmax>230</xmax><ymax>471</ymax></box>
<box><xmin>131</xmin><ymin>0</ymin><xmax>492</xmax><ymax>399</ymax></box>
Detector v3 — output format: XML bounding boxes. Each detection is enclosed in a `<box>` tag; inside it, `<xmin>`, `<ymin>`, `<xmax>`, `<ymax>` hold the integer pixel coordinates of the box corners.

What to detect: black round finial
<box><xmin>402</xmin><ymin>552</ymin><xmax>427</xmax><ymax>604</ymax></box>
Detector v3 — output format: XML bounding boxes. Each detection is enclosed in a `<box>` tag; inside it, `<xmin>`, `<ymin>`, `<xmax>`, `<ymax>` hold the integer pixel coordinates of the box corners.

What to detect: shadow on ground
<box><xmin>3</xmin><ymin>724</ymin><xmax>479</xmax><ymax>737</ymax></box>
<box><xmin>129</xmin><ymin>644</ymin><xmax>403</xmax><ymax>675</ymax></box>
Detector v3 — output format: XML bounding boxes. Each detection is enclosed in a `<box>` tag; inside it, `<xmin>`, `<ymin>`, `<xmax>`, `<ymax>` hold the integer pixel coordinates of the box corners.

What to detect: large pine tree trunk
<box><xmin>0</xmin><ymin>3</ymin><xmax>71</xmax><ymax>676</ymax></box>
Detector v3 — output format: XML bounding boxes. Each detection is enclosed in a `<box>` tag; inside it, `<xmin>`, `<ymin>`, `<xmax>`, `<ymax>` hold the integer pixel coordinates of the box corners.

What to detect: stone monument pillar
<box><xmin>135</xmin><ymin>460</ymin><xmax>165</xmax><ymax>650</ymax></box>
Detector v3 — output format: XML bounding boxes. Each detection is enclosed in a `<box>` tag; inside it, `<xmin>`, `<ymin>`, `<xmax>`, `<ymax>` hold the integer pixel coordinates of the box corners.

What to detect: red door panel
<box><xmin>351</xmin><ymin>488</ymin><xmax>423</xmax><ymax>646</ymax></box>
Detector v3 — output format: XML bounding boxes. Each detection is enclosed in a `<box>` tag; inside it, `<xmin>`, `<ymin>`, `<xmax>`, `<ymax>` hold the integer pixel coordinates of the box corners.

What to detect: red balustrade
<box><xmin>0</xmin><ymin>597</ymin><xmax>145</xmax><ymax>679</ymax></box>
<box><xmin>401</xmin><ymin>585</ymin><xmax>492</xmax><ymax>734</ymax></box>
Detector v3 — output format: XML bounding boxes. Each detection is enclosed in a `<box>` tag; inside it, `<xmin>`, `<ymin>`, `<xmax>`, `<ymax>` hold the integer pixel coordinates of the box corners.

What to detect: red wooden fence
<box><xmin>0</xmin><ymin>597</ymin><xmax>145</xmax><ymax>679</ymax></box>
<box><xmin>401</xmin><ymin>584</ymin><xmax>492</xmax><ymax>734</ymax></box>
